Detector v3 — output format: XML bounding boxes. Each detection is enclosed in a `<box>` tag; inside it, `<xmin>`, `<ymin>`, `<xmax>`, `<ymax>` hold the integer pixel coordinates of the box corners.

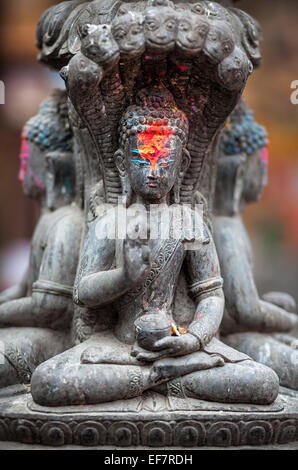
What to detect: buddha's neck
<box><xmin>135</xmin><ymin>194</ymin><xmax>169</xmax><ymax>209</ymax></box>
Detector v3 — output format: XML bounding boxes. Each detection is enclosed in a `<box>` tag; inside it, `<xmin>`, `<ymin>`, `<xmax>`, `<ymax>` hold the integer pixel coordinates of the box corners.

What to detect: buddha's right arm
<box><xmin>74</xmin><ymin>214</ymin><xmax>151</xmax><ymax>308</ymax></box>
<box><xmin>75</xmin><ymin>267</ymin><xmax>133</xmax><ymax>308</ymax></box>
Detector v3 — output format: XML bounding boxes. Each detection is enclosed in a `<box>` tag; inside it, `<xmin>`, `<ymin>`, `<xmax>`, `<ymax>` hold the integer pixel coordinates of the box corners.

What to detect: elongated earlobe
<box><xmin>172</xmin><ymin>148</ymin><xmax>191</xmax><ymax>204</ymax></box>
<box><xmin>214</xmin><ymin>155</ymin><xmax>246</xmax><ymax>216</ymax></box>
<box><xmin>45</xmin><ymin>151</ymin><xmax>75</xmax><ymax>210</ymax></box>
<box><xmin>181</xmin><ymin>148</ymin><xmax>191</xmax><ymax>178</ymax></box>
<box><xmin>233</xmin><ymin>164</ymin><xmax>245</xmax><ymax>214</ymax></box>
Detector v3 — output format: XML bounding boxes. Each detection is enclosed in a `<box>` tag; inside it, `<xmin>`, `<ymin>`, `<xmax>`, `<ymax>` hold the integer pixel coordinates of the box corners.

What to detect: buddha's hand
<box><xmin>123</xmin><ymin>221</ymin><xmax>151</xmax><ymax>284</ymax></box>
<box><xmin>131</xmin><ymin>333</ymin><xmax>200</xmax><ymax>362</ymax></box>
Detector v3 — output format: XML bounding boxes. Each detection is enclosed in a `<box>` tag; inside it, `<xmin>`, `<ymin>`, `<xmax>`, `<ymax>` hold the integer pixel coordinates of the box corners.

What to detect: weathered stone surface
<box><xmin>0</xmin><ymin>0</ymin><xmax>295</xmax><ymax>449</ymax></box>
<box><xmin>0</xmin><ymin>388</ymin><xmax>298</xmax><ymax>448</ymax></box>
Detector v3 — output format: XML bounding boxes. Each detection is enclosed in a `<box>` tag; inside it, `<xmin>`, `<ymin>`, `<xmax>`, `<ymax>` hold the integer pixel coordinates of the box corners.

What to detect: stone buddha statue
<box><xmin>0</xmin><ymin>90</ymin><xmax>83</xmax><ymax>388</ymax></box>
<box><xmin>213</xmin><ymin>99</ymin><xmax>298</xmax><ymax>389</ymax></box>
<box><xmin>31</xmin><ymin>88</ymin><xmax>279</xmax><ymax>407</ymax></box>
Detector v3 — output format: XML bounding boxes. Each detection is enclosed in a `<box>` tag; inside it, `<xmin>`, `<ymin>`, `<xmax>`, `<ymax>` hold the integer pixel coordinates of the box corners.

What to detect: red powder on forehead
<box><xmin>19</xmin><ymin>130</ymin><xmax>30</xmax><ymax>183</ymax></box>
<box><xmin>137</xmin><ymin>122</ymin><xmax>174</xmax><ymax>171</ymax></box>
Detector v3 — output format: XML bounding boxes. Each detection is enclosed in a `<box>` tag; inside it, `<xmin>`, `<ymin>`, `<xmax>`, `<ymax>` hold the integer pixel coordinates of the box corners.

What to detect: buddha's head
<box><xmin>111</xmin><ymin>11</ymin><xmax>145</xmax><ymax>58</ymax></box>
<box><xmin>215</xmin><ymin>99</ymin><xmax>268</xmax><ymax>215</ymax></box>
<box><xmin>115</xmin><ymin>87</ymin><xmax>190</xmax><ymax>204</ymax></box>
<box><xmin>19</xmin><ymin>91</ymin><xmax>75</xmax><ymax>209</ymax></box>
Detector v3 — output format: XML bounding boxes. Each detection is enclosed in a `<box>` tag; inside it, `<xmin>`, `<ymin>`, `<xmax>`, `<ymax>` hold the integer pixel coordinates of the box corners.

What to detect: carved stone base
<box><xmin>0</xmin><ymin>387</ymin><xmax>298</xmax><ymax>448</ymax></box>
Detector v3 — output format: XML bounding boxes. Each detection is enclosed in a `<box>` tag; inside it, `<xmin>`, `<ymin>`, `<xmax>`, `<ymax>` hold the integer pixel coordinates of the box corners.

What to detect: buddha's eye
<box><xmin>166</xmin><ymin>20</ymin><xmax>176</xmax><ymax>31</ymax></box>
<box><xmin>159</xmin><ymin>158</ymin><xmax>174</xmax><ymax>167</ymax></box>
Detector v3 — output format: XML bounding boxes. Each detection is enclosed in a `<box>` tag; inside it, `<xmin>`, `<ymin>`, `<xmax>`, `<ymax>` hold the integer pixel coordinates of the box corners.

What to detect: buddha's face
<box><xmin>203</xmin><ymin>23</ymin><xmax>234</xmax><ymax>63</ymax></box>
<box><xmin>112</xmin><ymin>13</ymin><xmax>145</xmax><ymax>57</ymax></box>
<box><xmin>177</xmin><ymin>11</ymin><xmax>209</xmax><ymax>55</ymax></box>
<box><xmin>243</xmin><ymin>146</ymin><xmax>268</xmax><ymax>203</ymax></box>
<box><xmin>144</xmin><ymin>7</ymin><xmax>177</xmax><ymax>53</ymax></box>
<box><xmin>19</xmin><ymin>136</ymin><xmax>46</xmax><ymax>199</ymax></box>
<box><xmin>125</xmin><ymin>126</ymin><xmax>184</xmax><ymax>202</ymax></box>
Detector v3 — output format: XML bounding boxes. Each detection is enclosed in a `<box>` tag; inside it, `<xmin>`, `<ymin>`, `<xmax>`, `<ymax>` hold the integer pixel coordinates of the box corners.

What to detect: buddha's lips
<box><xmin>136</xmin><ymin>122</ymin><xmax>174</xmax><ymax>171</ymax></box>
<box><xmin>19</xmin><ymin>131</ymin><xmax>30</xmax><ymax>183</ymax></box>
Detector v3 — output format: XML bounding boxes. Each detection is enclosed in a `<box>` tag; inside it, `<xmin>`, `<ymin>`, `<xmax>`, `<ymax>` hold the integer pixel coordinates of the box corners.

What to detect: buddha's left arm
<box><xmin>185</xmin><ymin>231</ymin><xmax>224</xmax><ymax>349</ymax></box>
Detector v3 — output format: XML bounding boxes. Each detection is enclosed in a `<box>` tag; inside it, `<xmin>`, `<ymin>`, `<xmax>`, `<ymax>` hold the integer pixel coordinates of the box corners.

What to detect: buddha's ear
<box><xmin>114</xmin><ymin>149</ymin><xmax>132</xmax><ymax>207</ymax></box>
<box><xmin>45</xmin><ymin>151</ymin><xmax>75</xmax><ymax>210</ymax></box>
<box><xmin>45</xmin><ymin>151</ymin><xmax>73</xmax><ymax>175</ymax></box>
<box><xmin>214</xmin><ymin>154</ymin><xmax>246</xmax><ymax>216</ymax></box>
<box><xmin>114</xmin><ymin>149</ymin><xmax>126</xmax><ymax>176</ymax></box>
<box><xmin>233</xmin><ymin>158</ymin><xmax>246</xmax><ymax>213</ymax></box>
<box><xmin>180</xmin><ymin>148</ymin><xmax>191</xmax><ymax>178</ymax></box>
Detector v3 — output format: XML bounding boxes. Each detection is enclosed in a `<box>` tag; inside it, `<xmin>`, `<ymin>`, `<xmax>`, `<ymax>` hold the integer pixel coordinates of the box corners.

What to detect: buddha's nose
<box><xmin>148</xmin><ymin>166</ymin><xmax>159</xmax><ymax>178</ymax></box>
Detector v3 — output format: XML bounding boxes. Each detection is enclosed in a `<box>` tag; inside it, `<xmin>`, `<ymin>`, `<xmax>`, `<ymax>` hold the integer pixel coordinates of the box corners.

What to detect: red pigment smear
<box><xmin>137</xmin><ymin>122</ymin><xmax>174</xmax><ymax>171</ymax></box>
<box><xmin>177</xmin><ymin>64</ymin><xmax>188</xmax><ymax>72</ymax></box>
<box><xmin>19</xmin><ymin>130</ymin><xmax>30</xmax><ymax>182</ymax></box>
<box><xmin>261</xmin><ymin>145</ymin><xmax>269</xmax><ymax>166</ymax></box>
<box><xmin>18</xmin><ymin>130</ymin><xmax>45</xmax><ymax>191</ymax></box>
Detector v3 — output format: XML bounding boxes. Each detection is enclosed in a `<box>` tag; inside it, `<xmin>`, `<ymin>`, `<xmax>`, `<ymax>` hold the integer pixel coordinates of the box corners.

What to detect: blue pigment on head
<box><xmin>221</xmin><ymin>106</ymin><xmax>268</xmax><ymax>157</ymax></box>
<box><xmin>24</xmin><ymin>93</ymin><xmax>73</xmax><ymax>153</ymax></box>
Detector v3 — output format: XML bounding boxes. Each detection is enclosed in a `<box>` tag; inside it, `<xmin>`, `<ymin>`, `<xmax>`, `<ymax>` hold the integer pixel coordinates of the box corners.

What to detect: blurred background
<box><xmin>0</xmin><ymin>0</ymin><xmax>297</xmax><ymax>305</ymax></box>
